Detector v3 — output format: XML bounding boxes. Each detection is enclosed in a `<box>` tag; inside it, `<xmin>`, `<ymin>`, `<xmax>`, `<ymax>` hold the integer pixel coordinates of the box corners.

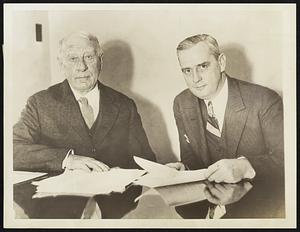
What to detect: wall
<box><xmin>6</xmin><ymin>10</ymin><xmax>51</xmax><ymax>124</ymax></box>
<box><xmin>47</xmin><ymin>6</ymin><xmax>286</xmax><ymax>163</ymax></box>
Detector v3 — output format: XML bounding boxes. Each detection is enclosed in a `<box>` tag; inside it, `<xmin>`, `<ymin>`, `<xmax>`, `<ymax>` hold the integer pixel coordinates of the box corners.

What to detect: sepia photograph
<box><xmin>3</xmin><ymin>3</ymin><xmax>296</xmax><ymax>228</ymax></box>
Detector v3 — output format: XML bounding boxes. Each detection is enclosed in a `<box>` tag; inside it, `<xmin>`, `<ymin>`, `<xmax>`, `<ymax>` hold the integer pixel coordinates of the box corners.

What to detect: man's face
<box><xmin>61</xmin><ymin>36</ymin><xmax>101</xmax><ymax>94</ymax></box>
<box><xmin>177</xmin><ymin>42</ymin><xmax>225</xmax><ymax>100</ymax></box>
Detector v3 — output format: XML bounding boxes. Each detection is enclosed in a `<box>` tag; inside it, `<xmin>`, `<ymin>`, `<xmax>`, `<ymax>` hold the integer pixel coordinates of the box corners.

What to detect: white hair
<box><xmin>57</xmin><ymin>31</ymin><xmax>103</xmax><ymax>63</ymax></box>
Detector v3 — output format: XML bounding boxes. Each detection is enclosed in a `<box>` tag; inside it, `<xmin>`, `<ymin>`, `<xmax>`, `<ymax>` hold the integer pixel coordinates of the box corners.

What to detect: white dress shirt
<box><xmin>70</xmin><ymin>84</ymin><xmax>100</xmax><ymax>118</ymax></box>
<box><xmin>203</xmin><ymin>77</ymin><xmax>254</xmax><ymax>218</ymax></box>
<box><xmin>204</xmin><ymin>78</ymin><xmax>228</xmax><ymax>218</ymax></box>
<box><xmin>204</xmin><ymin>77</ymin><xmax>228</xmax><ymax>132</ymax></box>
<box><xmin>62</xmin><ymin>83</ymin><xmax>100</xmax><ymax>169</ymax></box>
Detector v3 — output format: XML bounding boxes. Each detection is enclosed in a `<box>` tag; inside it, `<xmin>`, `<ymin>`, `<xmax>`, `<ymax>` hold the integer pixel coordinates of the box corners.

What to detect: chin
<box><xmin>189</xmin><ymin>90</ymin><xmax>204</xmax><ymax>99</ymax></box>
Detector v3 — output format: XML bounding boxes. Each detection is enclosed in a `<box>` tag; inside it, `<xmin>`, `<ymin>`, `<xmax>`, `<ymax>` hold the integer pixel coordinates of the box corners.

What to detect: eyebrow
<box><xmin>197</xmin><ymin>61</ymin><xmax>210</xmax><ymax>66</ymax></box>
<box><xmin>65</xmin><ymin>50</ymin><xmax>96</xmax><ymax>56</ymax></box>
<box><xmin>181</xmin><ymin>61</ymin><xmax>210</xmax><ymax>70</ymax></box>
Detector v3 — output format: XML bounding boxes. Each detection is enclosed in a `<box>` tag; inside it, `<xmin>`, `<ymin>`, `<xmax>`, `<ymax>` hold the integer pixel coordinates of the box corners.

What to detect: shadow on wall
<box><xmin>222</xmin><ymin>43</ymin><xmax>253</xmax><ymax>83</ymax></box>
<box><xmin>100</xmin><ymin>40</ymin><xmax>177</xmax><ymax>164</ymax></box>
<box><xmin>222</xmin><ymin>43</ymin><xmax>282</xmax><ymax>96</ymax></box>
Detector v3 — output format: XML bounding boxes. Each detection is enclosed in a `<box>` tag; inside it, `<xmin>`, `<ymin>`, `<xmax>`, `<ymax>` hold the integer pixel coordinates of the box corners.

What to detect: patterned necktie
<box><xmin>78</xmin><ymin>97</ymin><xmax>95</xmax><ymax>129</ymax></box>
<box><xmin>207</xmin><ymin>101</ymin><xmax>220</xmax><ymax>130</ymax></box>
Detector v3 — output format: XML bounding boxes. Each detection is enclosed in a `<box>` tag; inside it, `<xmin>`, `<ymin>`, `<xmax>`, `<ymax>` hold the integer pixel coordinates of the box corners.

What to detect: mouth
<box><xmin>194</xmin><ymin>84</ymin><xmax>207</xmax><ymax>90</ymax></box>
<box><xmin>76</xmin><ymin>76</ymin><xmax>90</xmax><ymax>80</ymax></box>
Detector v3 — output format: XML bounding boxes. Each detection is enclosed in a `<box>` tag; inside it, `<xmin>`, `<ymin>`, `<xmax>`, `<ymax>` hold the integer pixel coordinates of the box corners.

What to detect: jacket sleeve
<box><xmin>173</xmin><ymin>98</ymin><xmax>203</xmax><ymax>170</ymax></box>
<box><xmin>128</xmin><ymin>99</ymin><xmax>156</xmax><ymax>166</ymax></box>
<box><xmin>13</xmin><ymin>95</ymin><xmax>69</xmax><ymax>173</ymax></box>
<box><xmin>244</xmin><ymin>92</ymin><xmax>284</xmax><ymax>180</ymax></box>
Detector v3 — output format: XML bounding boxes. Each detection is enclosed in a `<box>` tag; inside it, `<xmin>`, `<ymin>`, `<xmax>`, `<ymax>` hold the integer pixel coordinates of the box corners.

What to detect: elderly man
<box><xmin>13</xmin><ymin>31</ymin><xmax>155</xmax><ymax>218</ymax></box>
<box><xmin>167</xmin><ymin>34</ymin><xmax>284</xmax><ymax>218</ymax></box>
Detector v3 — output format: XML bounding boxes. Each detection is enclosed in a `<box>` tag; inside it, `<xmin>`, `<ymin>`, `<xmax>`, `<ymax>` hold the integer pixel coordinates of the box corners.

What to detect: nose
<box><xmin>192</xmin><ymin>68</ymin><xmax>202</xmax><ymax>83</ymax></box>
<box><xmin>76</xmin><ymin>57</ymin><xmax>88</xmax><ymax>71</ymax></box>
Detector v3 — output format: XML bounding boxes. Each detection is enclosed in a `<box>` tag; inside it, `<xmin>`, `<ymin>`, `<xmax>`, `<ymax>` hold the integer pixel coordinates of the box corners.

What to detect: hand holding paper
<box><xmin>165</xmin><ymin>162</ymin><xmax>186</xmax><ymax>171</ymax></box>
<box><xmin>204</xmin><ymin>158</ymin><xmax>255</xmax><ymax>183</ymax></box>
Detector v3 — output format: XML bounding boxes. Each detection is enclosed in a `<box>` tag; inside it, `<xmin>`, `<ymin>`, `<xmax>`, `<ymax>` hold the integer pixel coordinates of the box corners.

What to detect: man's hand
<box><xmin>165</xmin><ymin>162</ymin><xmax>186</xmax><ymax>171</ymax></box>
<box><xmin>204</xmin><ymin>158</ymin><xmax>255</xmax><ymax>183</ymax></box>
<box><xmin>204</xmin><ymin>181</ymin><xmax>253</xmax><ymax>205</ymax></box>
<box><xmin>65</xmin><ymin>154</ymin><xmax>110</xmax><ymax>172</ymax></box>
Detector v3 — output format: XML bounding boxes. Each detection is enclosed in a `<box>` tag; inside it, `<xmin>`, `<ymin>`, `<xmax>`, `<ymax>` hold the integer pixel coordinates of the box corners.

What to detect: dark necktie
<box><xmin>78</xmin><ymin>97</ymin><xmax>95</xmax><ymax>129</ymax></box>
<box><xmin>207</xmin><ymin>101</ymin><xmax>220</xmax><ymax>131</ymax></box>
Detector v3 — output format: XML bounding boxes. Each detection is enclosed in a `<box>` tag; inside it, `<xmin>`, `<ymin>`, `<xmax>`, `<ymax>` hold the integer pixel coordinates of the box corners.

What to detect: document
<box><xmin>13</xmin><ymin>171</ymin><xmax>47</xmax><ymax>184</ymax></box>
<box><xmin>133</xmin><ymin>156</ymin><xmax>207</xmax><ymax>188</ymax></box>
<box><xmin>132</xmin><ymin>157</ymin><xmax>208</xmax><ymax>206</ymax></box>
<box><xmin>32</xmin><ymin>168</ymin><xmax>146</xmax><ymax>198</ymax></box>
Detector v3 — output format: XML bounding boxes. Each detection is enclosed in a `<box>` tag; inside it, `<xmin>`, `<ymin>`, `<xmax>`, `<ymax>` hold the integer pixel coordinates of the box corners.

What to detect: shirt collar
<box><xmin>69</xmin><ymin>81</ymin><xmax>99</xmax><ymax>101</ymax></box>
<box><xmin>204</xmin><ymin>76</ymin><xmax>228</xmax><ymax>106</ymax></box>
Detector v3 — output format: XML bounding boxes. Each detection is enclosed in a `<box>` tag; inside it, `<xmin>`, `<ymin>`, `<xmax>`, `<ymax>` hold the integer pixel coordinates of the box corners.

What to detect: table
<box><xmin>13</xmin><ymin>174</ymin><xmax>285</xmax><ymax>219</ymax></box>
<box><xmin>13</xmin><ymin>173</ymin><xmax>142</xmax><ymax>219</ymax></box>
<box><xmin>175</xmin><ymin>177</ymin><xmax>285</xmax><ymax>218</ymax></box>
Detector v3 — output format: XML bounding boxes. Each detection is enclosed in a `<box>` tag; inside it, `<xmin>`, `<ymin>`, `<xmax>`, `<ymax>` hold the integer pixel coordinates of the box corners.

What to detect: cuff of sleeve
<box><xmin>62</xmin><ymin>149</ymin><xmax>74</xmax><ymax>169</ymax></box>
<box><xmin>237</xmin><ymin>156</ymin><xmax>256</xmax><ymax>179</ymax></box>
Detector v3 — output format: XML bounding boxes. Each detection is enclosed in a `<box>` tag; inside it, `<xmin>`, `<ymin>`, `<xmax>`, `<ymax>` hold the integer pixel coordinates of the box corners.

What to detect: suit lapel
<box><xmin>60</xmin><ymin>80</ymin><xmax>91</xmax><ymax>143</ymax></box>
<box><xmin>93</xmin><ymin>82</ymin><xmax>120</xmax><ymax>145</ymax></box>
<box><xmin>224</xmin><ymin>77</ymin><xmax>249</xmax><ymax>157</ymax></box>
<box><xmin>60</xmin><ymin>80</ymin><xmax>120</xmax><ymax>145</ymax></box>
<box><xmin>182</xmin><ymin>92</ymin><xmax>210</xmax><ymax>166</ymax></box>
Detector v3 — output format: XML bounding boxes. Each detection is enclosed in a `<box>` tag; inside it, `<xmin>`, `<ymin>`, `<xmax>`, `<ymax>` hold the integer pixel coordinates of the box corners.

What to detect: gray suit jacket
<box><xmin>13</xmin><ymin>80</ymin><xmax>155</xmax><ymax>173</ymax></box>
<box><xmin>173</xmin><ymin>76</ymin><xmax>284</xmax><ymax>179</ymax></box>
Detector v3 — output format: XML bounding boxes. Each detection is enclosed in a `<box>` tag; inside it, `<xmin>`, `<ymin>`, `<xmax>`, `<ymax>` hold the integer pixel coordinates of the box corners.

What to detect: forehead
<box><xmin>178</xmin><ymin>42</ymin><xmax>214</xmax><ymax>68</ymax></box>
<box><xmin>63</xmin><ymin>36</ymin><xmax>96</xmax><ymax>54</ymax></box>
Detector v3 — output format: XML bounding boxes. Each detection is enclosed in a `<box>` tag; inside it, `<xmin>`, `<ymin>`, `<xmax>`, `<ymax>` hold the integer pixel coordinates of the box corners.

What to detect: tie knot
<box><xmin>207</xmin><ymin>101</ymin><xmax>215</xmax><ymax>118</ymax></box>
<box><xmin>78</xmin><ymin>97</ymin><xmax>89</xmax><ymax>106</ymax></box>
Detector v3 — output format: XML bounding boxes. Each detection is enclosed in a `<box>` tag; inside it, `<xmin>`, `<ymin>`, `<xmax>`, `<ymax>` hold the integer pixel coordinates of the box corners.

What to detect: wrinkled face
<box><xmin>177</xmin><ymin>42</ymin><xmax>226</xmax><ymax>100</ymax></box>
<box><xmin>60</xmin><ymin>36</ymin><xmax>102</xmax><ymax>94</ymax></box>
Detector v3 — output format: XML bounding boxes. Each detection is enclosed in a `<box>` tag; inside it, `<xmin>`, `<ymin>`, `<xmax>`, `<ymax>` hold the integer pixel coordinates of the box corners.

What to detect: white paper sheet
<box><xmin>133</xmin><ymin>156</ymin><xmax>207</xmax><ymax>188</ymax></box>
<box><xmin>32</xmin><ymin>168</ymin><xmax>146</xmax><ymax>198</ymax></box>
<box><xmin>13</xmin><ymin>171</ymin><xmax>47</xmax><ymax>184</ymax></box>
<box><xmin>134</xmin><ymin>156</ymin><xmax>177</xmax><ymax>174</ymax></box>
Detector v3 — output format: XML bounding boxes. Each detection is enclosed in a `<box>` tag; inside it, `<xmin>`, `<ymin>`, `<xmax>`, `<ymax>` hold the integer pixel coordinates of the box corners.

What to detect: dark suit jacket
<box><xmin>174</xmin><ymin>75</ymin><xmax>284</xmax><ymax>218</ymax></box>
<box><xmin>13</xmin><ymin>79</ymin><xmax>155</xmax><ymax>173</ymax></box>
<box><xmin>173</xmin><ymin>76</ymin><xmax>284</xmax><ymax>180</ymax></box>
<box><xmin>13</xmin><ymin>80</ymin><xmax>156</xmax><ymax>218</ymax></box>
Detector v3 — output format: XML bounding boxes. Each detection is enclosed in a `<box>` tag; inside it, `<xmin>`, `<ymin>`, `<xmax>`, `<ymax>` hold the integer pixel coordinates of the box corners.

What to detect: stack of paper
<box><xmin>13</xmin><ymin>171</ymin><xmax>47</xmax><ymax>184</ymax></box>
<box><xmin>32</xmin><ymin>168</ymin><xmax>146</xmax><ymax>198</ymax></box>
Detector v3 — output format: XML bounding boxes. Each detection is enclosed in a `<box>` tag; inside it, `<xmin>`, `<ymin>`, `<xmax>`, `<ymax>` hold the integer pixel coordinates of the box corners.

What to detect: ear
<box><xmin>218</xmin><ymin>53</ymin><xmax>226</xmax><ymax>72</ymax></box>
<box><xmin>57</xmin><ymin>55</ymin><xmax>65</xmax><ymax>69</ymax></box>
<box><xmin>98</xmin><ymin>55</ymin><xmax>103</xmax><ymax>72</ymax></box>
<box><xmin>57</xmin><ymin>56</ymin><xmax>68</xmax><ymax>78</ymax></box>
